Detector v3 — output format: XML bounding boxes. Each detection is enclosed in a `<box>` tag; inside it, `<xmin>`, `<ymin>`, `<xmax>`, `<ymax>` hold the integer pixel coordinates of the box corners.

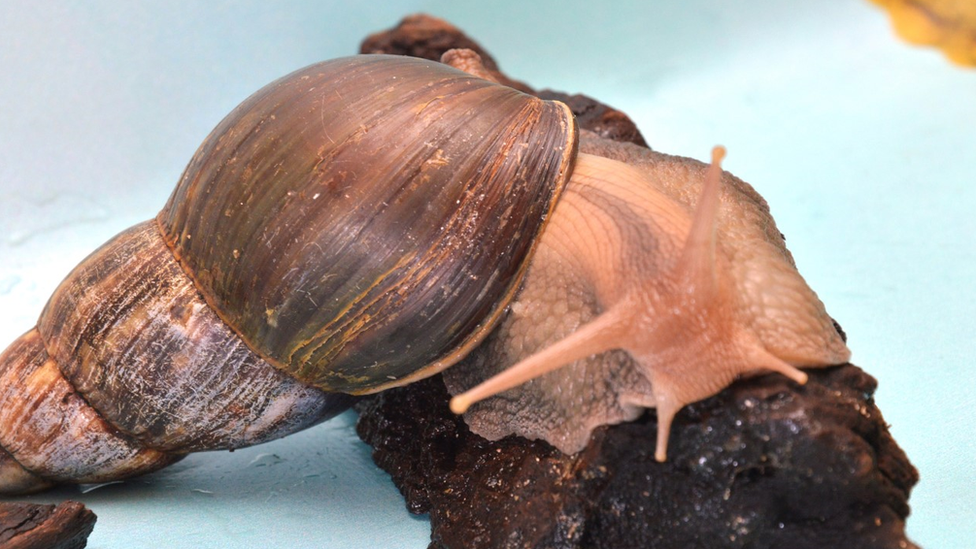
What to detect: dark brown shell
<box><xmin>158</xmin><ymin>55</ymin><xmax>577</xmax><ymax>394</ymax></box>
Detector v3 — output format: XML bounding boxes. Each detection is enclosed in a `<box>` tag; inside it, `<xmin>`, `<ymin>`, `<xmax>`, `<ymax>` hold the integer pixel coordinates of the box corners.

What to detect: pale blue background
<box><xmin>1</xmin><ymin>1</ymin><xmax>973</xmax><ymax>547</ymax></box>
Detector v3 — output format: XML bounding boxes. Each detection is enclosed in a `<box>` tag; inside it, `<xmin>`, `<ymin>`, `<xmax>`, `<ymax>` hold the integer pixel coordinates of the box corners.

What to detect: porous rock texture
<box><xmin>357</xmin><ymin>367</ymin><xmax>918</xmax><ymax>549</ymax></box>
<box><xmin>355</xmin><ymin>14</ymin><xmax>920</xmax><ymax>549</ymax></box>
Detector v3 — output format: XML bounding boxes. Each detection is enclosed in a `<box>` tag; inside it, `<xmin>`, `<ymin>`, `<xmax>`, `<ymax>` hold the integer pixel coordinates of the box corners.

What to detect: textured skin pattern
<box><xmin>445</xmin><ymin>132</ymin><xmax>849</xmax><ymax>456</ymax></box>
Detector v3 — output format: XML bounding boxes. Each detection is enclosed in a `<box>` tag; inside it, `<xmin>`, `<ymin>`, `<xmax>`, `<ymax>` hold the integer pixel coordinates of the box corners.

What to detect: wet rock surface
<box><xmin>355</xmin><ymin>14</ymin><xmax>919</xmax><ymax>549</ymax></box>
<box><xmin>357</xmin><ymin>367</ymin><xmax>918</xmax><ymax>549</ymax></box>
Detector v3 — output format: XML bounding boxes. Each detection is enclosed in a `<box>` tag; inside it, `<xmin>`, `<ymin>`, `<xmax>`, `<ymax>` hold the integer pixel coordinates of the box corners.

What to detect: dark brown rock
<box><xmin>360</xmin><ymin>14</ymin><xmax>528</xmax><ymax>92</ymax></box>
<box><xmin>537</xmin><ymin>91</ymin><xmax>649</xmax><ymax>148</ymax></box>
<box><xmin>356</xmin><ymin>367</ymin><xmax>918</xmax><ymax>549</ymax></box>
<box><xmin>359</xmin><ymin>14</ymin><xmax>648</xmax><ymax>147</ymax></box>
<box><xmin>355</xmin><ymin>14</ymin><xmax>919</xmax><ymax>549</ymax></box>
<box><xmin>0</xmin><ymin>501</ymin><xmax>96</xmax><ymax>549</ymax></box>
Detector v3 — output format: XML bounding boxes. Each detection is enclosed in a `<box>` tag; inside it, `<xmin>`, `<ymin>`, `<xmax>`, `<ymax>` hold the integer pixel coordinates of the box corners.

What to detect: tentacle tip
<box><xmin>654</xmin><ymin>448</ymin><xmax>668</xmax><ymax>463</ymax></box>
<box><xmin>794</xmin><ymin>370</ymin><xmax>810</xmax><ymax>386</ymax></box>
<box><xmin>776</xmin><ymin>363</ymin><xmax>809</xmax><ymax>386</ymax></box>
<box><xmin>711</xmin><ymin>145</ymin><xmax>726</xmax><ymax>165</ymax></box>
<box><xmin>449</xmin><ymin>396</ymin><xmax>471</xmax><ymax>415</ymax></box>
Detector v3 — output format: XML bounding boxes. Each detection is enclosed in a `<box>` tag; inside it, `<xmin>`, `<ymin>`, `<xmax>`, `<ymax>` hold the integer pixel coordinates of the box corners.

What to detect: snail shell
<box><xmin>0</xmin><ymin>54</ymin><xmax>575</xmax><ymax>493</ymax></box>
<box><xmin>159</xmin><ymin>55</ymin><xmax>575</xmax><ymax>393</ymax></box>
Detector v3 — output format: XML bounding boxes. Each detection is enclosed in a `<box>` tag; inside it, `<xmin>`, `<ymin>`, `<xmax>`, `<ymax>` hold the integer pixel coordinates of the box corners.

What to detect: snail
<box><xmin>0</xmin><ymin>51</ymin><xmax>850</xmax><ymax>496</ymax></box>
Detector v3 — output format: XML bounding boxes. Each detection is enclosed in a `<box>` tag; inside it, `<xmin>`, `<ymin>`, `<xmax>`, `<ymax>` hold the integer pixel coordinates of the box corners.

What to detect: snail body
<box><xmin>446</xmin><ymin>134</ymin><xmax>851</xmax><ymax>457</ymax></box>
<box><xmin>0</xmin><ymin>52</ymin><xmax>848</xmax><ymax>495</ymax></box>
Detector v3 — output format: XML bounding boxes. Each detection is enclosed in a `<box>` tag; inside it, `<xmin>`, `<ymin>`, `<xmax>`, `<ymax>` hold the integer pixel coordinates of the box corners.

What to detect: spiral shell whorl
<box><xmin>159</xmin><ymin>55</ymin><xmax>577</xmax><ymax>393</ymax></box>
<box><xmin>0</xmin><ymin>222</ymin><xmax>351</xmax><ymax>494</ymax></box>
<box><xmin>0</xmin><ymin>329</ymin><xmax>180</xmax><ymax>492</ymax></box>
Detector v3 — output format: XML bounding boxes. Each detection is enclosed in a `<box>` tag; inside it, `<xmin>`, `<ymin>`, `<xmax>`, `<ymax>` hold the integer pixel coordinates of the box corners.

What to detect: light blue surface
<box><xmin>0</xmin><ymin>1</ymin><xmax>973</xmax><ymax>547</ymax></box>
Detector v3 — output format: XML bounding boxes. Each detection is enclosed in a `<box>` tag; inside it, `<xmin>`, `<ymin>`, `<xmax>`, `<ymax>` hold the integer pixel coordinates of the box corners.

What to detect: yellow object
<box><xmin>870</xmin><ymin>0</ymin><xmax>976</xmax><ymax>66</ymax></box>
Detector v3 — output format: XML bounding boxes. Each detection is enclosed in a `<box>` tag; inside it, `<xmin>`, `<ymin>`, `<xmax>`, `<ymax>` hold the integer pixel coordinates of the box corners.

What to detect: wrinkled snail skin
<box><xmin>0</xmin><ymin>51</ymin><xmax>850</xmax><ymax>494</ymax></box>
<box><xmin>0</xmin><ymin>54</ymin><xmax>575</xmax><ymax>495</ymax></box>
<box><xmin>446</xmin><ymin>132</ymin><xmax>852</xmax><ymax>461</ymax></box>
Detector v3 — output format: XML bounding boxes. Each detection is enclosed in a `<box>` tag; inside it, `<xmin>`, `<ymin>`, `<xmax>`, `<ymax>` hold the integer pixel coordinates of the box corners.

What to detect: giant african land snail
<box><xmin>0</xmin><ymin>51</ymin><xmax>850</xmax><ymax>495</ymax></box>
